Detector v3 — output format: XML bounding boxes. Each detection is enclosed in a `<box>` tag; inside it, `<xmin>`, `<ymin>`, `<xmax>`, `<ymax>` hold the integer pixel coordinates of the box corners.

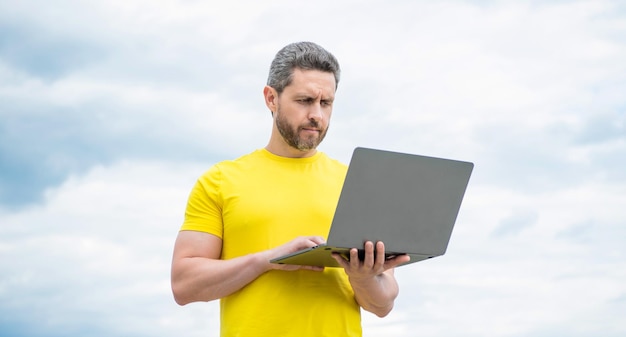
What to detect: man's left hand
<box><xmin>332</xmin><ymin>241</ymin><xmax>410</xmax><ymax>280</ymax></box>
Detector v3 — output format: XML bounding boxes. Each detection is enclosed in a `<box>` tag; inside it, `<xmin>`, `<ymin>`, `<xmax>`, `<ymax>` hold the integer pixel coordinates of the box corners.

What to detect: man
<box><xmin>171</xmin><ymin>41</ymin><xmax>410</xmax><ymax>337</ymax></box>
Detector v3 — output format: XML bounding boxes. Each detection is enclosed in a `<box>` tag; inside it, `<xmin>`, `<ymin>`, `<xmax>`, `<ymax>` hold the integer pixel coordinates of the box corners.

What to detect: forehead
<box><xmin>285</xmin><ymin>68</ymin><xmax>336</xmax><ymax>96</ymax></box>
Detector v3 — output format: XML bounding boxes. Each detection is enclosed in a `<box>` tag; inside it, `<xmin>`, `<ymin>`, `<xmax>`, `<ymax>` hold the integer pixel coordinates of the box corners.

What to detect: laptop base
<box><xmin>270</xmin><ymin>244</ymin><xmax>432</xmax><ymax>268</ymax></box>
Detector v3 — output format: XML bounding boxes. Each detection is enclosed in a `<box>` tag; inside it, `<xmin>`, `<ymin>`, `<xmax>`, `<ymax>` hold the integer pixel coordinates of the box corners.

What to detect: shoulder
<box><xmin>317</xmin><ymin>152</ymin><xmax>348</xmax><ymax>173</ymax></box>
<box><xmin>321</xmin><ymin>152</ymin><xmax>347</xmax><ymax>167</ymax></box>
<box><xmin>199</xmin><ymin>150</ymin><xmax>264</xmax><ymax>177</ymax></box>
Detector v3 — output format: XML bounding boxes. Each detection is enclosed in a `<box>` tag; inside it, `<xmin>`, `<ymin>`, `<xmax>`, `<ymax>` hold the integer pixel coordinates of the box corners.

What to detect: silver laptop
<box><xmin>270</xmin><ymin>147</ymin><xmax>474</xmax><ymax>268</ymax></box>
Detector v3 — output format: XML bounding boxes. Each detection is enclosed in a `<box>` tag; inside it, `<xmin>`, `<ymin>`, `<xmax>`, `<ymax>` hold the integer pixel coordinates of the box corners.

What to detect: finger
<box><xmin>363</xmin><ymin>241</ymin><xmax>375</xmax><ymax>267</ymax></box>
<box><xmin>297</xmin><ymin>236</ymin><xmax>324</xmax><ymax>249</ymax></box>
<box><xmin>310</xmin><ymin>236</ymin><xmax>326</xmax><ymax>245</ymax></box>
<box><xmin>332</xmin><ymin>253</ymin><xmax>349</xmax><ymax>269</ymax></box>
<box><xmin>349</xmin><ymin>248</ymin><xmax>360</xmax><ymax>268</ymax></box>
<box><xmin>384</xmin><ymin>254</ymin><xmax>411</xmax><ymax>269</ymax></box>
<box><xmin>301</xmin><ymin>265</ymin><xmax>325</xmax><ymax>272</ymax></box>
<box><xmin>374</xmin><ymin>241</ymin><xmax>385</xmax><ymax>267</ymax></box>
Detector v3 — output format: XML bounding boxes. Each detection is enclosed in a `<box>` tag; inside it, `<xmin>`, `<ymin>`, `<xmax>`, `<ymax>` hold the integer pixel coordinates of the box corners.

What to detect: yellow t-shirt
<box><xmin>181</xmin><ymin>149</ymin><xmax>362</xmax><ymax>337</ymax></box>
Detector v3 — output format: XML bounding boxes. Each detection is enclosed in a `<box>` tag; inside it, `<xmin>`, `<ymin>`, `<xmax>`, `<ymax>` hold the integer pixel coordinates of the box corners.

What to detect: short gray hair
<box><xmin>267</xmin><ymin>41</ymin><xmax>340</xmax><ymax>94</ymax></box>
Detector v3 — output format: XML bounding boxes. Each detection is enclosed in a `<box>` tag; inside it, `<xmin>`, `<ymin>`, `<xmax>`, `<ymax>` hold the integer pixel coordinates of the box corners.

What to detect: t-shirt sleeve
<box><xmin>180</xmin><ymin>165</ymin><xmax>224</xmax><ymax>238</ymax></box>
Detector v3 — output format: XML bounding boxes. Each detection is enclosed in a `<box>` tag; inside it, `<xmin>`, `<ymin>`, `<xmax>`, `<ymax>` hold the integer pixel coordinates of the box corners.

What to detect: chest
<box><xmin>220</xmin><ymin>165</ymin><xmax>343</xmax><ymax>257</ymax></box>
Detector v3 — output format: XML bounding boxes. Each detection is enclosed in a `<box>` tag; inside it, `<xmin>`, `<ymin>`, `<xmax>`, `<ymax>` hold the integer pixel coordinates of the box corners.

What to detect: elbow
<box><xmin>372</xmin><ymin>304</ymin><xmax>393</xmax><ymax>318</ymax></box>
<box><xmin>172</xmin><ymin>291</ymin><xmax>188</xmax><ymax>306</ymax></box>
<box><xmin>361</xmin><ymin>301</ymin><xmax>394</xmax><ymax>318</ymax></box>
<box><xmin>173</xmin><ymin>294</ymin><xmax>190</xmax><ymax>306</ymax></box>
<box><xmin>171</xmin><ymin>282</ymin><xmax>192</xmax><ymax>306</ymax></box>
<box><xmin>171</xmin><ymin>279</ymin><xmax>214</xmax><ymax>306</ymax></box>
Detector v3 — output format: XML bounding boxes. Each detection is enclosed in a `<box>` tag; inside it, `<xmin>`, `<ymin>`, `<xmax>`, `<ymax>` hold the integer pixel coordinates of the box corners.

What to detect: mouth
<box><xmin>301</xmin><ymin>127</ymin><xmax>320</xmax><ymax>133</ymax></box>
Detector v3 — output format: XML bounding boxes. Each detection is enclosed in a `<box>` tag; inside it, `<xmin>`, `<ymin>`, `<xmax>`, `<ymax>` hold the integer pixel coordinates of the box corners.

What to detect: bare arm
<box><xmin>171</xmin><ymin>231</ymin><xmax>325</xmax><ymax>305</ymax></box>
<box><xmin>333</xmin><ymin>241</ymin><xmax>410</xmax><ymax>317</ymax></box>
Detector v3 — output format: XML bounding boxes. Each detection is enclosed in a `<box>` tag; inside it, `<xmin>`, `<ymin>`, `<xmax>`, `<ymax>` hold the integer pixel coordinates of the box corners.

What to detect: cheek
<box><xmin>283</xmin><ymin>102</ymin><xmax>305</xmax><ymax>115</ymax></box>
<box><xmin>323</xmin><ymin>109</ymin><xmax>332</xmax><ymax>122</ymax></box>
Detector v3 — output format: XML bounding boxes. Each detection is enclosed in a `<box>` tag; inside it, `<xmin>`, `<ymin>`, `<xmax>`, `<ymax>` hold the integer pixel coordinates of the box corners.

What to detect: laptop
<box><xmin>270</xmin><ymin>147</ymin><xmax>474</xmax><ymax>268</ymax></box>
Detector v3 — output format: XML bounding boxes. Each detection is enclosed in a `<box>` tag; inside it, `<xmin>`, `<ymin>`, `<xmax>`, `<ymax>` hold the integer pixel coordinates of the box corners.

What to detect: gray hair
<box><xmin>267</xmin><ymin>41</ymin><xmax>341</xmax><ymax>94</ymax></box>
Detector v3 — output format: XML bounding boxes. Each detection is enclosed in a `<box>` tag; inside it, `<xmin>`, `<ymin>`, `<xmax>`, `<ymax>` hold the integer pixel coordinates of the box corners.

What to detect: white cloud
<box><xmin>0</xmin><ymin>160</ymin><xmax>220</xmax><ymax>336</ymax></box>
<box><xmin>1</xmin><ymin>0</ymin><xmax>626</xmax><ymax>336</ymax></box>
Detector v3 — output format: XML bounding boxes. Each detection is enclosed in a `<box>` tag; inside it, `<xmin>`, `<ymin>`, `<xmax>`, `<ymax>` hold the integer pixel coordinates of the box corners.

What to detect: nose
<box><xmin>307</xmin><ymin>103</ymin><xmax>323</xmax><ymax>122</ymax></box>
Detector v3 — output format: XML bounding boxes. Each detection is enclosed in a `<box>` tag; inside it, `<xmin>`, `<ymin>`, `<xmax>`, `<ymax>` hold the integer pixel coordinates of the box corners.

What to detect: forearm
<box><xmin>350</xmin><ymin>270</ymin><xmax>400</xmax><ymax>317</ymax></box>
<box><xmin>171</xmin><ymin>252</ymin><xmax>269</xmax><ymax>305</ymax></box>
<box><xmin>171</xmin><ymin>232</ymin><xmax>326</xmax><ymax>305</ymax></box>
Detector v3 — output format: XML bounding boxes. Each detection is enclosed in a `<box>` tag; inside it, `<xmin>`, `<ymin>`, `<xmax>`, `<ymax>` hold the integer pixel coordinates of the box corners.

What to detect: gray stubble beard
<box><xmin>275</xmin><ymin>106</ymin><xmax>329</xmax><ymax>151</ymax></box>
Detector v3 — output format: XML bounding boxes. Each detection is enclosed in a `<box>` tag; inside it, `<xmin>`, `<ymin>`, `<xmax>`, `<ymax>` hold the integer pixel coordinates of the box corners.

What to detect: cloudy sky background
<box><xmin>1</xmin><ymin>0</ymin><xmax>625</xmax><ymax>336</ymax></box>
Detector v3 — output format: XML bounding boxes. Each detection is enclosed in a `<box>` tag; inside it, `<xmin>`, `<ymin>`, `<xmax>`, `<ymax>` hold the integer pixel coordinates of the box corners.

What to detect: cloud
<box><xmin>0</xmin><ymin>59</ymin><xmax>268</xmax><ymax>208</ymax></box>
<box><xmin>1</xmin><ymin>0</ymin><xmax>626</xmax><ymax>336</ymax></box>
<box><xmin>0</xmin><ymin>160</ymin><xmax>221</xmax><ymax>337</ymax></box>
<box><xmin>491</xmin><ymin>209</ymin><xmax>539</xmax><ymax>237</ymax></box>
<box><xmin>3</xmin><ymin>0</ymin><xmax>626</xmax><ymax>208</ymax></box>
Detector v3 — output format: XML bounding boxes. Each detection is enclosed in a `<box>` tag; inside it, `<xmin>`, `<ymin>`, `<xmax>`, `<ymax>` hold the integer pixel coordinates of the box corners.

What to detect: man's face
<box><xmin>274</xmin><ymin>68</ymin><xmax>336</xmax><ymax>151</ymax></box>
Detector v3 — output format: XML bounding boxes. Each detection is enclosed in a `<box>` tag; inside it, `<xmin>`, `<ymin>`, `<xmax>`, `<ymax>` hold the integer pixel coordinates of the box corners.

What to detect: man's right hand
<box><xmin>262</xmin><ymin>235</ymin><xmax>327</xmax><ymax>272</ymax></box>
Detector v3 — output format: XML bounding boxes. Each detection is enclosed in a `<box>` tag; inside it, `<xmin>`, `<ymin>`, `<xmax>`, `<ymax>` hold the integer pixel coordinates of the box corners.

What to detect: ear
<box><xmin>263</xmin><ymin>85</ymin><xmax>278</xmax><ymax>114</ymax></box>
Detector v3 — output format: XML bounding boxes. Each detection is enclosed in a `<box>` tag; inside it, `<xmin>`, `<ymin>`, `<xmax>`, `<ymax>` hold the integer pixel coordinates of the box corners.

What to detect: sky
<box><xmin>1</xmin><ymin>0</ymin><xmax>625</xmax><ymax>336</ymax></box>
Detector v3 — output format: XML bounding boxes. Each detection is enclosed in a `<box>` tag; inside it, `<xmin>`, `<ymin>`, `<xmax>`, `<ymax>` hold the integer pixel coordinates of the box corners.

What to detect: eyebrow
<box><xmin>293</xmin><ymin>93</ymin><xmax>334</xmax><ymax>101</ymax></box>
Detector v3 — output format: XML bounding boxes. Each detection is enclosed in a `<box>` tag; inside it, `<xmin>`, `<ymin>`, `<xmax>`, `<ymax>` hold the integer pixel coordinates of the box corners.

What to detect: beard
<box><xmin>275</xmin><ymin>106</ymin><xmax>329</xmax><ymax>151</ymax></box>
